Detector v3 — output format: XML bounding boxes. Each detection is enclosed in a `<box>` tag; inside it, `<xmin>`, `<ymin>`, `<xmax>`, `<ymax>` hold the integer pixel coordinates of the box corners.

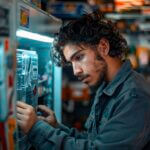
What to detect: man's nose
<box><xmin>72</xmin><ymin>63</ymin><xmax>83</xmax><ymax>76</ymax></box>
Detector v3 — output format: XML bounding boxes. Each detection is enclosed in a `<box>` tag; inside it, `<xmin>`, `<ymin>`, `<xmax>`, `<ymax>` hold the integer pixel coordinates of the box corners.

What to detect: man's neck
<box><xmin>106</xmin><ymin>58</ymin><xmax>123</xmax><ymax>82</ymax></box>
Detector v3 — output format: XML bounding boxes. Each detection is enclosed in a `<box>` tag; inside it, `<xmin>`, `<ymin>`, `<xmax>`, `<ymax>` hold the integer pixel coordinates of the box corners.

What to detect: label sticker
<box><xmin>20</xmin><ymin>6</ymin><xmax>29</xmax><ymax>28</ymax></box>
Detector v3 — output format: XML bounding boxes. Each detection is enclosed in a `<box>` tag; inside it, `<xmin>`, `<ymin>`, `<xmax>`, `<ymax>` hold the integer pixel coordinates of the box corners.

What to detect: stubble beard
<box><xmin>89</xmin><ymin>54</ymin><xmax>107</xmax><ymax>91</ymax></box>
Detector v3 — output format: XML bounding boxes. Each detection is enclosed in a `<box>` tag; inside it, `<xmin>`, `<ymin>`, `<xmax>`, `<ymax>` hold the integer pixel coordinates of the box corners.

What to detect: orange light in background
<box><xmin>136</xmin><ymin>46</ymin><xmax>149</xmax><ymax>66</ymax></box>
<box><xmin>142</xmin><ymin>7</ymin><xmax>150</xmax><ymax>14</ymax></box>
<box><xmin>115</xmin><ymin>0</ymin><xmax>144</xmax><ymax>11</ymax></box>
<box><xmin>64</xmin><ymin>3</ymin><xmax>76</xmax><ymax>13</ymax></box>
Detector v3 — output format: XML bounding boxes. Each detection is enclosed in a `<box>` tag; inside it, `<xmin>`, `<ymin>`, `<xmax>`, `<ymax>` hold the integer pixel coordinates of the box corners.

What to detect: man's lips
<box><xmin>82</xmin><ymin>77</ymin><xmax>90</xmax><ymax>83</ymax></box>
<box><xmin>77</xmin><ymin>75</ymin><xmax>89</xmax><ymax>81</ymax></box>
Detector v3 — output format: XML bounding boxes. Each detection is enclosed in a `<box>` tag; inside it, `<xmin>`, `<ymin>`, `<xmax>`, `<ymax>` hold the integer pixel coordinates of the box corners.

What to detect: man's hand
<box><xmin>37</xmin><ymin>105</ymin><xmax>58</xmax><ymax>128</ymax></box>
<box><xmin>16</xmin><ymin>101</ymin><xmax>37</xmax><ymax>134</ymax></box>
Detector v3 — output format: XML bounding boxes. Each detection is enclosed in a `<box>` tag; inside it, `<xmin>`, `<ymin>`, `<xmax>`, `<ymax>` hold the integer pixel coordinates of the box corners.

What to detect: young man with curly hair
<box><xmin>16</xmin><ymin>11</ymin><xmax>150</xmax><ymax>150</ymax></box>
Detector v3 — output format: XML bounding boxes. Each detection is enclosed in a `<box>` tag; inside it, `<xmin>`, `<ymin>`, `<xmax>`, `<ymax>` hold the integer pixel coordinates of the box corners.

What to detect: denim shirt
<box><xmin>27</xmin><ymin>60</ymin><xmax>150</xmax><ymax>150</ymax></box>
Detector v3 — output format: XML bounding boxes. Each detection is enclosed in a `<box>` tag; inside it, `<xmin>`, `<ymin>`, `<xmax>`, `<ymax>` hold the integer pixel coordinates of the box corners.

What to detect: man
<box><xmin>16</xmin><ymin>10</ymin><xmax>150</xmax><ymax>149</ymax></box>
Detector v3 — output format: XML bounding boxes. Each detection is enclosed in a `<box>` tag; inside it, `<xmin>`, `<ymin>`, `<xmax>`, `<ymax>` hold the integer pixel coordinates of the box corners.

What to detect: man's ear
<box><xmin>97</xmin><ymin>38</ymin><xmax>110</xmax><ymax>57</ymax></box>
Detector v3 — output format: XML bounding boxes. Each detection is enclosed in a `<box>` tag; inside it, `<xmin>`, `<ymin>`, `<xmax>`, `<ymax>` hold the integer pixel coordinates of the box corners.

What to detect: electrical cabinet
<box><xmin>0</xmin><ymin>0</ymin><xmax>62</xmax><ymax>149</ymax></box>
<box><xmin>16</xmin><ymin>0</ymin><xmax>62</xmax><ymax>149</ymax></box>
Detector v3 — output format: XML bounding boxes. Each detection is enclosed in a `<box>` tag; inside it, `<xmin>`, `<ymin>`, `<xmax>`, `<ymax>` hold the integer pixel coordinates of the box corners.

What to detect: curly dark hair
<box><xmin>52</xmin><ymin>10</ymin><xmax>129</xmax><ymax>66</ymax></box>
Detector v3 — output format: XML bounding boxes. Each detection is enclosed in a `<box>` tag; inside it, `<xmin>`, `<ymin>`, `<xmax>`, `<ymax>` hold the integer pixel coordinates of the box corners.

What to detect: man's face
<box><xmin>63</xmin><ymin>44</ymin><xmax>107</xmax><ymax>87</ymax></box>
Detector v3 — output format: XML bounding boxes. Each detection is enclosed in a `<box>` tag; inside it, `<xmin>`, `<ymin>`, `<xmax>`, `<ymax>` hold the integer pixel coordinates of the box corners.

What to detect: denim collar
<box><xmin>101</xmin><ymin>59</ymin><xmax>132</xmax><ymax>96</ymax></box>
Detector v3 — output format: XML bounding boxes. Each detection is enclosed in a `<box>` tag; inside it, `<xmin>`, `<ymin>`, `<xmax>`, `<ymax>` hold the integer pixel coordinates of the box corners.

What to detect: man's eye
<box><xmin>75</xmin><ymin>54</ymin><xmax>83</xmax><ymax>61</ymax></box>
